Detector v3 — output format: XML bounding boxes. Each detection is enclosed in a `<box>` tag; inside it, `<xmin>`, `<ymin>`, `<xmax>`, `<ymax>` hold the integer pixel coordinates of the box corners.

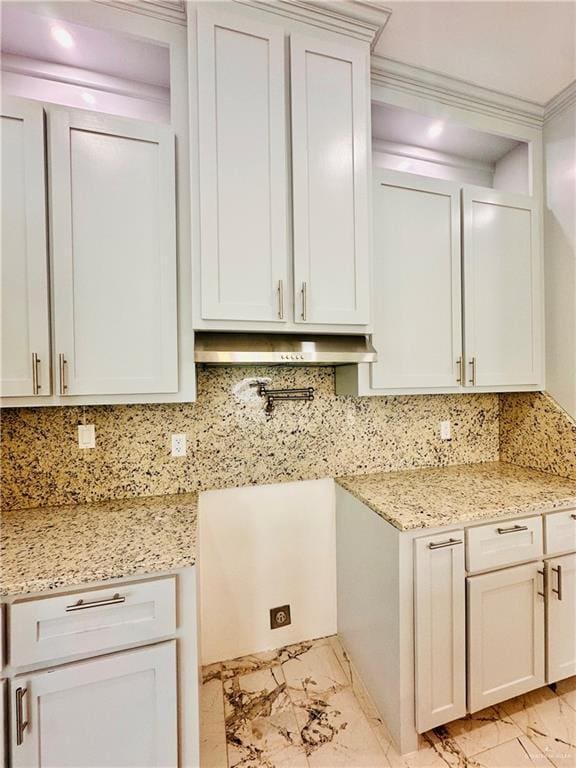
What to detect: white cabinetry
<box><xmin>370</xmin><ymin>171</ymin><xmax>462</xmax><ymax>390</ymax></box>
<box><xmin>467</xmin><ymin>561</ymin><xmax>545</xmax><ymax>711</ymax></box>
<box><xmin>291</xmin><ymin>35</ymin><xmax>369</xmax><ymax>325</ymax></box>
<box><xmin>197</xmin><ymin>7</ymin><xmax>289</xmax><ymax>322</ymax></box>
<box><xmin>546</xmin><ymin>553</ymin><xmax>576</xmax><ymax>683</ymax></box>
<box><xmin>414</xmin><ymin>532</ymin><xmax>466</xmax><ymax>731</ymax></box>
<box><xmin>194</xmin><ymin>6</ymin><xmax>370</xmax><ymax>331</ymax></box>
<box><xmin>462</xmin><ymin>186</ymin><xmax>542</xmax><ymax>388</ymax></box>
<box><xmin>1</xmin><ymin>96</ymin><xmax>51</xmax><ymax>397</ymax></box>
<box><xmin>11</xmin><ymin>642</ymin><xmax>177</xmax><ymax>768</ymax></box>
<box><xmin>50</xmin><ymin>109</ymin><xmax>178</xmax><ymax>395</ymax></box>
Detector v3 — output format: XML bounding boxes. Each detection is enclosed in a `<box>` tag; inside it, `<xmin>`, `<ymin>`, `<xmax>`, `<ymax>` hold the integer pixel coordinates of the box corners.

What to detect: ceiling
<box><xmin>0</xmin><ymin>4</ymin><xmax>170</xmax><ymax>87</ymax></box>
<box><xmin>374</xmin><ymin>1</ymin><xmax>576</xmax><ymax>105</ymax></box>
<box><xmin>372</xmin><ymin>103</ymin><xmax>521</xmax><ymax>163</ymax></box>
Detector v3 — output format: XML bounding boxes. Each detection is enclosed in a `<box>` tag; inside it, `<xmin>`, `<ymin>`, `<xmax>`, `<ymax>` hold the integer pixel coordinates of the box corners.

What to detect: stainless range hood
<box><xmin>194</xmin><ymin>332</ymin><xmax>377</xmax><ymax>366</ymax></box>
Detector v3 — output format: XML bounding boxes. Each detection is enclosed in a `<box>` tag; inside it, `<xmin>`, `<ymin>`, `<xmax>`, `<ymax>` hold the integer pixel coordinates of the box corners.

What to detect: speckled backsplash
<box><xmin>500</xmin><ymin>392</ymin><xmax>576</xmax><ymax>480</ymax></box>
<box><xmin>0</xmin><ymin>367</ymin><xmax>500</xmax><ymax>510</ymax></box>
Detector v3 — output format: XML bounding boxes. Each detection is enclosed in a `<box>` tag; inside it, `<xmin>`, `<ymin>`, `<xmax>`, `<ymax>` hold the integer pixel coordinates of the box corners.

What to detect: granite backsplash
<box><xmin>1</xmin><ymin>366</ymin><xmax>500</xmax><ymax>510</ymax></box>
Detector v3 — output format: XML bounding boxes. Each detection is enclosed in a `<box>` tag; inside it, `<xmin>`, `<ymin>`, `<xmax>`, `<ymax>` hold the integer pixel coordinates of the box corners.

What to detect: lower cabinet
<box><xmin>547</xmin><ymin>553</ymin><xmax>576</xmax><ymax>683</ymax></box>
<box><xmin>10</xmin><ymin>642</ymin><xmax>177</xmax><ymax>768</ymax></box>
<box><xmin>467</xmin><ymin>562</ymin><xmax>545</xmax><ymax>712</ymax></box>
<box><xmin>414</xmin><ymin>532</ymin><xmax>466</xmax><ymax>731</ymax></box>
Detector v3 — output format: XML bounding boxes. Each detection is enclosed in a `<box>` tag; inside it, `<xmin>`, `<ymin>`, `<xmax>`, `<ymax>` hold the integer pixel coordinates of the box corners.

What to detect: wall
<box><xmin>544</xmin><ymin>94</ymin><xmax>576</xmax><ymax>420</ymax></box>
<box><xmin>0</xmin><ymin>366</ymin><xmax>500</xmax><ymax>510</ymax></box>
<box><xmin>199</xmin><ymin>479</ymin><xmax>336</xmax><ymax>664</ymax></box>
<box><xmin>500</xmin><ymin>391</ymin><xmax>576</xmax><ymax>480</ymax></box>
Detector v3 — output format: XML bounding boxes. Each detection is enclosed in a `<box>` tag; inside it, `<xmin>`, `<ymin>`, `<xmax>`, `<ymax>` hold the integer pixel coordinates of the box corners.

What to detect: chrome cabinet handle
<box><xmin>59</xmin><ymin>353</ymin><xmax>68</xmax><ymax>394</ymax></box>
<box><xmin>277</xmin><ymin>280</ymin><xmax>284</xmax><ymax>320</ymax></box>
<box><xmin>15</xmin><ymin>687</ymin><xmax>29</xmax><ymax>746</ymax></box>
<box><xmin>301</xmin><ymin>282</ymin><xmax>307</xmax><ymax>321</ymax></box>
<box><xmin>66</xmin><ymin>592</ymin><xmax>125</xmax><ymax>612</ymax></box>
<box><xmin>537</xmin><ymin>567</ymin><xmax>546</xmax><ymax>598</ymax></box>
<box><xmin>456</xmin><ymin>357</ymin><xmax>465</xmax><ymax>384</ymax></box>
<box><xmin>552</xmin><ymin>565</ymin><xmax>563</xmax><ymax>601</ymax></box>
<box><xmin>468</xmin><ymin>357</ymin><xmax>477</xmax><ymax>385</ymax></box>
<box><xmin>497</xmin><ymin>524</ymin><xmax>529</xmax><ymax>535</ymax></box>
<box><xmin>428</xmin><ymin>538</ymin><xmax>463</xmax><ymax>550</ymax></box>
<box><xmin>31</xmin><ymin>353</ymin><xmax>41</xmax><ymax>394</ymax></box>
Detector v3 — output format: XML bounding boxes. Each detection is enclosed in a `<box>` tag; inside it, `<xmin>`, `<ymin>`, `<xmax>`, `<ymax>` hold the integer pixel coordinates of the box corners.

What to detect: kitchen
<box><xmin>1</xmin><ymin>1</ymin><xmax>575</xmax><ymax>767</ymax></box>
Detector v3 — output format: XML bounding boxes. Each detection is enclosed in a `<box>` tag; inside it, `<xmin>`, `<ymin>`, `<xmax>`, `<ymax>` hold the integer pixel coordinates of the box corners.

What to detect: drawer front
<box><xmin>545</xmin><ymin>510</ymin><xmax>576</xmax><ymax>555</ymax></box>
<box><xmin>466</xmin><ymin>517</ymin><xmax>542</xmax><ymax>573</ymax></box>
<box><xmin>9</xmin><ymin>577</ymin><xmax>176</xmax><ymax>668</ymax></box>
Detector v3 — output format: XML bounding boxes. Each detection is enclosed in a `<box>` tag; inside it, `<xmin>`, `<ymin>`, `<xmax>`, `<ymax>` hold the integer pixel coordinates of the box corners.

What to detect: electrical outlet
<box><xmin>77</xmin><ymin>424</ymin><xmax>96</xmax><ymax>449</ymax></box>
<box><xmin>171</xmin><ymin>433</ymin><xmax>187</xmax><ymax>457</ymax></box>
<box><xmin>439</xmin><ymin>420</ymin><xmax>451</xmax><ymax>440</ymax></box>
<box><xmin>270</xmin><ymin>604</ymin><xmax>291</xmax><ymax>629</ymax></box>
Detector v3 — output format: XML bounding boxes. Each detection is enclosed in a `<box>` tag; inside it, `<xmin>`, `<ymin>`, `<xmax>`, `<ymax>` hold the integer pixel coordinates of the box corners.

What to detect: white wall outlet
<box><xmin>78</xmin><ymin>424</ymin><xmax>96</xmax><ymax>449</ymax></box>
<box><xmin>439</xmin><ymin>420</ymin><xmax>452</xmax><ymax>440</ymax></box>
<box><xmin>171</xmin><ymin>433</ymin><xmax>187</xmax><ymax>457</ymax></box>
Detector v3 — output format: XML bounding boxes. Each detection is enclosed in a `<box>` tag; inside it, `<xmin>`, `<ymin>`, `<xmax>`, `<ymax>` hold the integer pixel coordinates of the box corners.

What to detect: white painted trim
<box><xmin>233</xmin><ymin>0</ymin><xmax>391</xmax><ymax>47</ymax></box>
<box><xmin>371</xmin><ymin>55</ymin><xmax>545</xmax><ymax>129</ymax></box>
<box><xmin>544</xmin><ymin>79</ymin><xmax>576</xmax><ymax>122</ymax></box>
<box><xmin>94</xmin><ymin>0</ymin><xmax>187</xmax><ymax>25</ymax></box>
<box><xmin>372</xmin><ymin>138</ymin><xmax>495</xmax><ymax>176</ymax></box>
<box><xmin>1</xmin><ymin>53</ymin><xmax>170</xmax><ymax>105</ymax></box>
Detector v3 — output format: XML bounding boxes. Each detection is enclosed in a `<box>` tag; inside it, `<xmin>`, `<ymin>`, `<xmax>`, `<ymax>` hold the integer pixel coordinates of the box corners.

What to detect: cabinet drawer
<box><xmin>545</xmin><ymin>510</ymin><xmax>576</xmax><ymax>555</ymax></box>
<box><xmin>9</xmin><ymin>577</ymin><xmax>176</xmax><ymax>668</ymax></box>
<box><xmin>466</xmin><ymin>517</ymin><xmax>542</xmax><ymax>573</ymax></box>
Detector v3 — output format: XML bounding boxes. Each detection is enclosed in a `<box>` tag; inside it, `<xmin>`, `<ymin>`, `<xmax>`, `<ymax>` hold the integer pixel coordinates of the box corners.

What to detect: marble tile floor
<box><xmin>200</xmin><ymin>635</ymin><xmax>576</xmax><ymax>768</ymax></box>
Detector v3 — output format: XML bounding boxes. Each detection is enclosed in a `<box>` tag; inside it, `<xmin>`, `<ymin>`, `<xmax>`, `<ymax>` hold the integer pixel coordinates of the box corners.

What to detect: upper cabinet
<box><xmin>194</xmin><ymin>6</ymin><xmax>371</xmax><ymax>331</ymax></box>
<box><xmin>336</xmin><ymin>100</ymin><xmax>544</xmax><ymax>396</ymax></box>
<box><xmin>462</xmin><ymin>186</ymin><xmax>542</xmax><ymax>388</ymax></box>
<box><xmin>291</xmin><ymin>35</ymin><xmax>370</xmax><ymax>325</ymax></box>
<box><xmin>1</xmin><ymin>97</ymin><xmax>51</xmax><ymax>397</ymax></box>
<box><xmin>197</xmin><ymin>8</ymin><xmax>289</xmax><ymax>323</ymax></box>
<box><xmin>50</xmin><ymin>110</ymin><xmax>178</xmax><ymax>396</ymax></box>
<box><xmin>1</xmin><ymin>103</ymin><xmax>179</xmax><ymax>405</ymax></box>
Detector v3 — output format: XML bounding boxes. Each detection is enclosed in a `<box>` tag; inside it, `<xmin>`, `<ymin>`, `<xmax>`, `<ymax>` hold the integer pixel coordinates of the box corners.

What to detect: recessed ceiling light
<box><xmin>81</xmin><ymin>92</ymin><xmax>96</xmax><ymax>105</ymax></box>
<box><xmin>428</xmin><ymin>121</ymin><xmax>444</xmax><ymax>140</ymax></box>
<box><xmin>51</xmin><ymin>25</ymin><xmax>74</xmax><ymax>49</ymax></box>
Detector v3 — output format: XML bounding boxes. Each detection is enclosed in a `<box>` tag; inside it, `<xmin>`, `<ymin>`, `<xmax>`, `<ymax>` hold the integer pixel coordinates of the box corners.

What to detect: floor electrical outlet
<box><xmin>171</xmin><ymin>433</ymin><xmax>187</xmax><ymax>457</ymax></box>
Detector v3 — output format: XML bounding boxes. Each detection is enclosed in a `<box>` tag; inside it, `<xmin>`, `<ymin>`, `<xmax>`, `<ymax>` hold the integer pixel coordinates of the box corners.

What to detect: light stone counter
<box><xmin>336</xmin><ymin>461</ymin><xmax>576</xmax><ymax>531</ymax></box>
<box><xmin>1</xmin><ymin>492</ymin><xmax>198</xmax><ymax>596</ymax></box>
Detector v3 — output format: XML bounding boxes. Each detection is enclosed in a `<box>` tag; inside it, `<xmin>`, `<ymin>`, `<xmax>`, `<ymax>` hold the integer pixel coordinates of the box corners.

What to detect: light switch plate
<box><xmin>78</xmin><ymin>424</ymin><xmax>96</xmax><ymax>449</ymax></box>
<box><xmin>439</xmin><ymin>420</ymin><xmax>451</xmax><ymax>440</ymax></box>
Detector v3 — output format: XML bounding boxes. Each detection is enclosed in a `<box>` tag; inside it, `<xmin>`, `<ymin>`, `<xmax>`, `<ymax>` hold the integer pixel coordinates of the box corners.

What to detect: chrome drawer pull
<box><xmin>552</xmin><ymin>565</ymin><xmax>563</xmax><ymax>601</ymax></box>
<box><xmin>66</xmin><ymin>593</ymin><xmax>126</xmax><ymax>612</ymax></box>
<box><xmin>428</xmin><ymin>538</ymin><xmax>463</xmax><ymax>550</ymax></box>
<box><xmin>496</xmin><ymin>524</ymin><xmax>529</xmax><ymax>535</ymax></box>
<box><xmin>15</xmin><ymin>687</ymin><xmax>29</xmax><ymax>746</ymax></box>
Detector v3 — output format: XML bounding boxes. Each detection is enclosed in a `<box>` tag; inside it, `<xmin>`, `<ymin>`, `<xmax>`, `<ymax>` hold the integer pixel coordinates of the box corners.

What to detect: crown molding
<box><xmin>1</xmin><ymin>53</ymin><xmax>170</xmax><ymax>103</ymax></box>
<box><xmin>94</xmin><ymin>0</ymin><xmax>187</xmax><ymax>25</ymax></box>
<box><xmin>371</xmin><ymin>55</ymin><xmax>545</xmax><ymax>130</ymax></box>
<box><xmin>233</xmin><ymin>0</ymin><xmax>392</xmax><ymax>48</ymax></box>
<box><xmin>544</xmin><ymin>80</ymin><xmax>576</xmax><ymax>122</ymax></box>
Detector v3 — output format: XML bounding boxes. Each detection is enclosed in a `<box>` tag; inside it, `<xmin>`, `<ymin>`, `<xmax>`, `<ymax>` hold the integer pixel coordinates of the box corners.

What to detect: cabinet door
<box><xmin>1</xmin><ymin>97</ymin><xmax>51</xmax><ymax>397</ymax></box>
<box><xmin>462</xmin><ymin>186</ymin><xmax>542</xmax><ymax>387</ymax></box>
<box><xmin>414</xmin><ymin>532</ymin><xmax>466</xmax><ymax>731</ymax></box>
<box><xmin>11</xmin><ymin>642</ymin><xmax>177</xmax><ymax>768</ymax></box>
<box><xmin>468</xmin><ymin>562</ymin><xmax>545</xmax><ymax>712</ymax></box>
<box><xmin>547</xmin><ymin>553</ymin><xmax>576</xmax><ymax>683</ymax></box>
<box><xmin>50</xmin><ymin>109</ymin><xmax>178</xmax><ymax>395</ymax></box>
<box><xmin>197</xmin><ymin>6</ymin><xmax>289</xmax><ymax>322</ymax></box>
<box><xmin>372</xmin><ymin>171</ymin><xmax>462</xmax><ymax>390</ymax></box>
<box><xmin>291</xmin><ymin>35</ymin><xmax>370</xmax><ymax>325</ymax></box>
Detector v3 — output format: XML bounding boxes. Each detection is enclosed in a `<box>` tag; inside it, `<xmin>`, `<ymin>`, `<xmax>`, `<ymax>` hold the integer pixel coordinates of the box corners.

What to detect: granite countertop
<box><xmin>336</xmin><ymin>462</ymin><xmax>576</xmax><ymax>531</ymax></box>
<box><xmin>1</xmin><ymin>492</ymin><xmax>198</xmax><ymax>597</ymax></box>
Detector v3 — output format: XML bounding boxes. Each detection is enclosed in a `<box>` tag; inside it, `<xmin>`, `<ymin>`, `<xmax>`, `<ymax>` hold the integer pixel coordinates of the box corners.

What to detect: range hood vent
<box><xmin>194</xmin><ymin>332</ymin><xmax>377</xmax><ymax>366</ymax></box>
